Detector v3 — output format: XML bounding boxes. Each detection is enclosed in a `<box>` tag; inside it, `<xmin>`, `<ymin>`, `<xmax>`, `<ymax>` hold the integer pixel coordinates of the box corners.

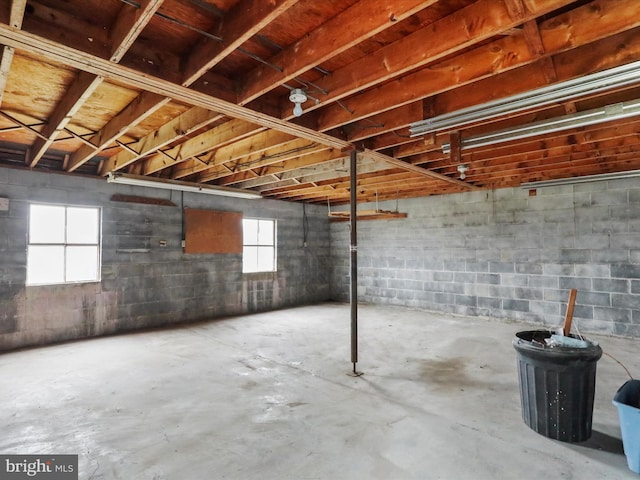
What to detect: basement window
<box><xmin>242</xmin><ymin>218</ymin><xmax>276</xmax><ymax>273</ymax></box>
<box><xmin>26</xmin><ymin>204</ymin><xmax>101</xmax><ymax>286</ymax></box>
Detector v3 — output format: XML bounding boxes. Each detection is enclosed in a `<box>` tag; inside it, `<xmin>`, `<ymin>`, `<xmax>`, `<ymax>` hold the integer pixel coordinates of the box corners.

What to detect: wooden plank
<box><xmin>329</xmin><ymin>210</ymin><xmax>408</xmax><ymax>222</ymax></box>
<box><xmin>0</xmin><ymin>0</ymin><xmax>26</xmax><ymax>106</ymax></box>
<box><xmin>110</xmin><ymin>193</ymin><xmax>176</xmax><ymax>206</ymax></box>
<box><xmin>110</xmin><ymin>0</ymin><xmax>165</xmax><ymax>62</ymax></box>
<box><xmin>196</xmin><ymin>138</ymin><xmax>323</xmax><ymax>182</ymax></box>
<box><xmin>67</xmin><ymin>91</ymin><xmax>170</xmax><ymax>171</ymax></box>
<box><xmin>310</xmin><ymin>0</ymin><xmax>638</xmax><ymax>132</ymax></box>
<box><xmin>222</xmin><ymin>148</ymin><xmax>344</xmax><ymax>187</ymax></box>
<box><xmin>433</xmin><ymin>28</ymin><xmax>640</xmax><ymax>120</ymax></box>
<box><xmin>183</xmin><ymin>0</ymin><xmax>300</xmax><ymax>86</ymax></box>
<box><xmin>142</xmin><ymin>119</ymin><xmax>264</xmax><ymax>175</ymax></box>
<box><xmin>0</xmin><ymin>21</ymin><xmax>471</xmax><ymax>187</ymax></box>
<box><xmin>100</xmin><ymin>106</ymin><xmax>223</xmax><ymax>175</ymax></box>
<box><xmin>28</xmin><ymin>71</ymin><xmax>103</xmax><ymax>167</ymax></box>
<box><xmin>184</xmin><ymin>209</ymin><xmax>242</xmax><ymax>255</ymax></box>
<box><xmin>297</xmin><ymin>0</ymin><xmax>575</xmax><ymax>122</ymax></box>
<box><xmin>364</xmin><ymin>149</ymin><xmax>480</xmax><ymax>190</ymax></box>
<box><xmin>172</xmin><ymin>129</ymin><xmax>297</xmax><ymax>179</ymax></box>
<box><xmin>238</xmin><ymin>0</ymin><xmax>438</xmax><ymax>104</ymax></box>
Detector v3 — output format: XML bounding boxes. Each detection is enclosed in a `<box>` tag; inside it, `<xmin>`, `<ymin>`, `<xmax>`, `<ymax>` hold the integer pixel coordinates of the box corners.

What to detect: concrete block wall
<box><xmin>331</xmin><ymin>179</ymin><xmax>640</xmax><ymax>337</ymax></box>
<box><xmin>0</xmin><ymin>167</ymin><xmax>330</xmax><ymax>351</ymax></box>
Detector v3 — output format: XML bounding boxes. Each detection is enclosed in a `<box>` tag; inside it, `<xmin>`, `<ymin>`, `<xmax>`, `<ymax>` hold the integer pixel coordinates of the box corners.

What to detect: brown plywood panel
<box><xmin>184</xmin><ymin>208</ymin><xmax>242</xmax><ymax>254</ymax></box>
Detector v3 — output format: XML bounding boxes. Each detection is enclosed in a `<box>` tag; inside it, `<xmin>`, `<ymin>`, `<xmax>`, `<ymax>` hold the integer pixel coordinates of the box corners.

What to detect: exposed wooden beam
<box><xmin>364</xmin><ymin>149</ymin><xmax>479</xmax><ymax>190</ymax></box>
<box><xmin>0</xmin><ymin>0</ymin><xmax>26</xmax><ymax>106</ymax></box>
<box><xmin>238</xmin><ymin>0</ymin><xmax>439</xmax><ymax>104</ymax></box>
<box><xmin>313</xmin><ymin>0</ymin><xmax>640</xmax><ymax>133</ymax></box>
<box><xmin>287</xmin><ymin>0</ymin><xmax>575</xmax><ymax>122</ymax></box>
<box><xmin>67</xmin><ymin>91</ymin><xmax>170</xmax><ymax>171</ymax></box>
<box><xmin>171</xmin><ymin>129</ymin><xmax>296</xmax><ymax>179</ymax></box>
<box><xmin>183</xmin><ymin>0</ymin><xmax>299</xmax><ymax>85</ymax></box>
<box><xmin>101</xmin><ymin>0</ymin><xmax>298</xmax><ymax>175</ymax></box>
<box><xmin>328</xmin><ymin>210</ymin><xmax>408</xmax><ymax>222</ymax></box>
<box><xmin>142</xmin><ymin>119</ymin><xmax>265</xmax><ymax>175</ymax></box>
<box><xmin>222</xmin><ymin>148</ymin><xmax>345</xmax><ymax>187</ymax></box>
<box><xmin>100</xmin><ymin>107</ymin><xmax>223</xmax><ymax>175</ymax></box>
<box><xmin>196</xmin><ymin>139</ymin><xmax>325</xmax><ymax>183</ymax></box>
<box><xmin>110</xmin><ymin>0</ymin><xmax>165</xmax><ymax>62</ymax></box>
<box><xmin>0</xmin><ymin>17</ymin><xmax>482</xmax><ymax>189</ymax></box>
<box><xmin>40</xmin><ymin>0</ymin><xmax>164</xmax><ymax>170</ymax></box>
<box><xmin>432</xmin><ymin>28</ymin><xmax>640</xmax><ymax>122</ymax></box>
<box><xmin>27</xmin><ymin>71</ymin><xmax>103</xmax><ymax>167</ymax></box>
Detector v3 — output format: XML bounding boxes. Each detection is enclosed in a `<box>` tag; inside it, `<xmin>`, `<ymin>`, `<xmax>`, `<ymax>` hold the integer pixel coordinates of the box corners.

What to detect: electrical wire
<box><xmin>302</xmin><ymin>203</ymin><xmax>309</xmax><ymax>247</ymax></box>
<box><xmin>574</xmin><ymin>320</ymin><xmax>634</xmax><ymax>380</ymax></box>
<box><xmin>604</xmin><ymin>352</ymin><xmax>634</xmax><ymax>380</ymax></box>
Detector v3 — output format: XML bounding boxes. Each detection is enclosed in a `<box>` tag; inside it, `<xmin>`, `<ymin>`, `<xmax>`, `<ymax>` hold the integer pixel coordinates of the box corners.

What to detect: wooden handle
<box><xmin>563</xmin><ymin>289</ymin><xmax>577</xmax><ymax>336</ymax></box>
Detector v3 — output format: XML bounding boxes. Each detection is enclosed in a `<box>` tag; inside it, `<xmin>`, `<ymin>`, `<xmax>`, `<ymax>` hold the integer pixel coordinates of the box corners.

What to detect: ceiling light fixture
<box><xmin>289</xmin><ymin>88</ymin><xmax>307</xmax><ymax>117</ymax></box>
<box><xmin>409</xmin><ymin>59</ymin><xmax>640</xmax><ymax>137</ymax></box>
<box><xmin>441</xmin><ymin>99</ymin><xmax>640</xmax><ymax>154</ymax></box>
<box><xmin>521</xmin><ymin>169</ymin><xmax>640</xmax><ymax>189</ymax></box>
<box><xmin>457</xmin><ymin>164</ymin><xmax>469</xmax><ymax>180</ymax></box>
<box><xmin>107</xmin><ymin>172</ymin><xmax>262</xmax><ymax>199</ymax></box>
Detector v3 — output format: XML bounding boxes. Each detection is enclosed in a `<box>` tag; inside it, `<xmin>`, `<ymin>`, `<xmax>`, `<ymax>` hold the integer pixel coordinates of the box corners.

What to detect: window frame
<box><xmin>242</xmin><ymin>217</ymin><xmax>277</xmax><ymax>274</ymax></box>
<box><xmin>26</xmin><ymin>203</ymin><xmax>102</xmax><ymax>286</ymax></box>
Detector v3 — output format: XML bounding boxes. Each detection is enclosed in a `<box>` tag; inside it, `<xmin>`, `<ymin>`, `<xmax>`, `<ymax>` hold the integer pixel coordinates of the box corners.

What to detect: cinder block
<box><xmin>503</xmin><ymin>299</ymin><xmax>529</xmax><ymax>312</ymax></box>
<box><xmin>594</xmin><ymin>307</ymin><xmax>631</xmax><ymax>324</ymax></box>
<box><xmin>477</xmin><ymin>273</ymin><xmax>500</xmax><ymax>285</ymax></box>
<box><xmin>528</xmin><ymin>275</ymin><xmax>558</xmax><ymax>289</ymax></box>
<box><xmin>489</xmin><ymin>261</ymin><xmax>514</xmax><ymax>273</ymax></box>
<box><xmin>477</xmin><ymin>296</ymin><xmax>501</xmax><ymax>309</ymax></box>
<box><xmin>455</xmin><ymin>294</ymin><xmax>477</xmax><ymax>307</ymax></box>
<box><xmin>442</xmin><ymin>282</ymin><xmax>465</xmax><ymax>294</ymax></box>
<box><xmin>433</xmin><ymin>271</ymin><xmax>453</xmax><ymax>282</ymax></box>
<box><xmin>612</xmin><ymin>293</ymin><xmax>640</xmax><ymax>309</ymax></box>
<box><xmin>516</xmin><ymin>262</ymin><xmax>543</xmax><ymax>275</ymax></box>
<box><xmin>611</xmin><ymin>264</ymin><xmax>640</xmax><ymax>279</ymax></box>
<box><xmin>577</xmin><ymin>291</ymin><xmax>611</xmax><ymax>307</ymax></box>
<box><xmin>514</xmin><ymin>287</ymin><xmax>543</xmax><ymax>300</ymax></box>
<box><xmin>454</xmin><ymin>272</ymin><xmax>475</xmax><ymax>283</ymax></box>
<box><xmin>501</xmin><ymin>274</ymin><xmax>529</xmax><ymax>287</ymax></box>
<box><xmin>593</xmin><ymin>278</ymin><xmax>628</xmax><ymax>293</ymax></box>
<box><xmin>529</xmin><ymin>300</ymin><xmax>560</xmax><ymax>316</ymax></box>
<box><xmin>559</xmin><ymin>277</ymin><xmax>592</xmax><ymax>290</ymax></box>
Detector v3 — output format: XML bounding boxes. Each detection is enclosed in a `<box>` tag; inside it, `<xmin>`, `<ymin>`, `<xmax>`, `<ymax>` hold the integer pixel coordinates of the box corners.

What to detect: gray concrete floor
<box><xmin>1</xmin><ymin>303</ymin><xmax>639</xmax><ymax>479</ymax></box>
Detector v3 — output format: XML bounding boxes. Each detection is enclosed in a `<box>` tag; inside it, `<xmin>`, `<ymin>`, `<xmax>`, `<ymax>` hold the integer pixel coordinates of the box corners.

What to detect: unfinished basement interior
<box><xmin>2</xmin><ymin>0</ymin><xmax>640</xmax><ymax>478</ymax></box>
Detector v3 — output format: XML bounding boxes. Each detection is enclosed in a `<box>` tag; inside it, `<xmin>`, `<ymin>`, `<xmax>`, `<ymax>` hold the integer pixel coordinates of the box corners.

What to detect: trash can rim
<box><xmin>513</xmin><ymin>330</ymin><xmax>603</xmax><ymax>360</ymax></box>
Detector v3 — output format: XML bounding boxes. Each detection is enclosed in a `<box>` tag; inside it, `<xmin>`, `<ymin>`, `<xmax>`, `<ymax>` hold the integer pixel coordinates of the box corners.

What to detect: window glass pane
<box><xmin>66</xmin><ymin>246</ymin><xmax>99</xmax><ymax>282</ymax></box>
<box><xmin>257</xmin><ymin>220</ymin><xmax>274</xmax><ymax>246</ymax></box>
<box><xmin>257</xmin><ymin>246</ymin><xmax>275</xmax><ymax>271</ymax></box>
<box><xmin>67</xmin><ymin>207</ymin><xmax>99</xmax><ymax>244</ymax></box>
<box><xmin>26</xmin><ymin>245</ymin><xmax>65</xmax><ymax>285</ymax></box>
<box><xmin>29</xmin><ymin>205</ymin><xmax>65</xmax><ymax>243</ymax></box>
<box><xmin>243</xmin><ymin>246</ymin><xmax>259</xmax><ymax>273</ymax></box>
<box><xmin>243</xmin><ymin>219</ymin><xmax>258</xmax><ymax>244</ymax></box>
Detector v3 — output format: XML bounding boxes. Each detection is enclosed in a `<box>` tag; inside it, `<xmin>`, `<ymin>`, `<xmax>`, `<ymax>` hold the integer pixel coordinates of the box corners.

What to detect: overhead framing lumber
<box><xmin>0</xmin><ymin>22</ymin><xmax>473</xmax><ymax>189</ymax></box>
<box><xmin>0</xmin><ymin>0</ymin><xmax>26</xmax><ymax>106</ymax></box>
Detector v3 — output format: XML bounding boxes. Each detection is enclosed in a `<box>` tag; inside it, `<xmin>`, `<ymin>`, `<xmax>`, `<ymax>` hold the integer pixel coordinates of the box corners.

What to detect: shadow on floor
<box><xmin>577</xmin><ymin>430</ymin><xmax>625</xmax><ymax>455</ymax></box>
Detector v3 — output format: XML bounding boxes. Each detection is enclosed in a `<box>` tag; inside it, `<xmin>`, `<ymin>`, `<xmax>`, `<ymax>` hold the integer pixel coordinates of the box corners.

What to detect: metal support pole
<box><xmin>349</xmin><ymin>149</ymin><xmax>362</xmax><ymax>376</ymax></box>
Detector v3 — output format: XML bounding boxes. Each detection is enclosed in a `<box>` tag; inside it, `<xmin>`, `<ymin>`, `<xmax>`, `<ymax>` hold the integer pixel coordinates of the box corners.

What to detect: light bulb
<box><xmin>293</xmin><ymin>102</ymin><xmax>303</xmax><ymax>117</ymax></box>
<box><xmin>460</xmin><ymin>173</ymin><xmax>466</xmax><ymax>180</ymax></box>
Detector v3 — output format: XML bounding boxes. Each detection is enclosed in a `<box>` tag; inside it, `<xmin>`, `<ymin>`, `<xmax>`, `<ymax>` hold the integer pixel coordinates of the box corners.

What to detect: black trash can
<box><xmin>513</xmin><ymin>330</ymin><xmax>602</xmax><ymax>442</ymax></box>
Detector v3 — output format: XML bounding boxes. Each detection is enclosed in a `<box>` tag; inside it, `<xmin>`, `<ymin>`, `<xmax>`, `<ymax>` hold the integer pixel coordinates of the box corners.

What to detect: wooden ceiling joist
<box><xmin>0</xmin><ymin>1</ymin><xmax>639</xmax><ymax>204</ymax></box>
